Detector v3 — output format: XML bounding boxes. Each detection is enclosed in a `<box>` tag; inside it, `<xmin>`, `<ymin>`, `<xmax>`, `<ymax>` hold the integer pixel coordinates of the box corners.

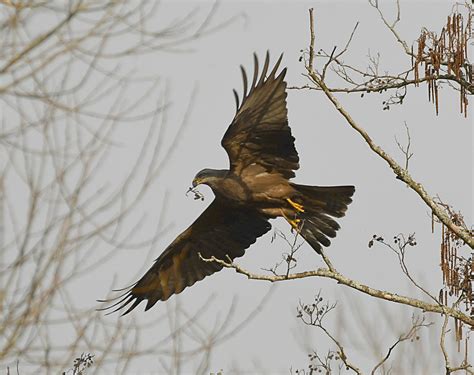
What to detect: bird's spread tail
<box><xmin>288</xmin><ymin>183</ymin><xmax>355</xmax><ymax>254</ymax></box>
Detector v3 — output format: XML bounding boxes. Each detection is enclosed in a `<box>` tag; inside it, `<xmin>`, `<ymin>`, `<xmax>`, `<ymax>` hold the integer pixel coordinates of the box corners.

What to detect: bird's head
<box><xmin>188</xmin><ymin>169</ymin><xmax>226</xmax><ymax>201</ymax></box>
<box><xmin>192</xmin><ymin>168</ymin><xmax>224</xmax><ymax>187</ymax></box>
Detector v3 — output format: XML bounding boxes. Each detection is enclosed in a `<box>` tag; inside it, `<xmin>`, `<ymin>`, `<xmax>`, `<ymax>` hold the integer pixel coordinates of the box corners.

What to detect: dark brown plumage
<box><xmin>100</xmin><ymin>52</ymin><xmax>354</xmax><ymax>315</ymax></box>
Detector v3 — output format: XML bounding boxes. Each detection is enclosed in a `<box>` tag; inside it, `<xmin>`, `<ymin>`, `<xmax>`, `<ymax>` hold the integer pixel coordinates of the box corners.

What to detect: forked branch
<box><xmin>199</xmin><ymin>254</ymin><xmax>474</xmax><ymax>327</ymax></box>
<box><xmin>304</xmin><ymin>9</ymin><xmax>473</xmax><ymax>249</ymax></box>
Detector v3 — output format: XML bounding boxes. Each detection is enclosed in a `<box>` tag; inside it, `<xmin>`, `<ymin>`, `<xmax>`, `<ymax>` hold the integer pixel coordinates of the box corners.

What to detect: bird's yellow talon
<box><xmin>289</xmin><ymin>218</ymin><xmax>301</xmax><ymax>230</ymax></box>
<box><xmin>280</xmin><ymin>209</ymin><xmax>302</xmax><ymax>230</ymax></box>
<box><xmin>287</xmin><ymin>198</ymin><xmax>305</xmax><ymax>213</ymax></box>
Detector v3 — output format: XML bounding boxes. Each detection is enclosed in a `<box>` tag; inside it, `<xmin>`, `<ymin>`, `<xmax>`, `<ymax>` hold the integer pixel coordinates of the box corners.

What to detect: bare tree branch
<box><xmin>199</xmin><ymin>254</ymin><xmax>474</xmax><ymax>327</ymax></box>
<box><xmin>302</xmin><ymin>7</ymin><xmax>473</xmax><ymax>248</ymax></box>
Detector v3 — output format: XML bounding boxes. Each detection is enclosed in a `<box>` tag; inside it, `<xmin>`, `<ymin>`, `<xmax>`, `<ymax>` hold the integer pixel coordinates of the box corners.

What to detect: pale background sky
<box><xmin>4</xmin><ymin>1</ymin><xmax>471</xmax><ymax>374</ymax></box>
<box><xmin>93</xmin><ymin>1</ymin><xmax>471</xmax><ymax>373</ymax></box>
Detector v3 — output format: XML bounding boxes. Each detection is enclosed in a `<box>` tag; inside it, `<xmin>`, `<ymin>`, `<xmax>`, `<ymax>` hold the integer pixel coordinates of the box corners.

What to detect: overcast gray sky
<box><xmin>4</xmin><ymin>1</ymin><xmax>471</xmax><ymax>374</ymax></box>
<box><xmin>89</xmin><ymin>1</ymin><xmax>472</xmax><ymax>373</ymax></box>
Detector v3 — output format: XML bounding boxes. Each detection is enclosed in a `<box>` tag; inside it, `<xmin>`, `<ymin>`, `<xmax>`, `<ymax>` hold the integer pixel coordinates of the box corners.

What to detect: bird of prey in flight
<box><xmin>101</xmin><ymin>52</ymin><xmax>354</xmax><ymax>315</ymax></box>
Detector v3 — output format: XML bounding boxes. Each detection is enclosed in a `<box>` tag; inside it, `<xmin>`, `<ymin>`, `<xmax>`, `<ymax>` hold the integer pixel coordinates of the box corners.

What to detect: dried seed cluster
<box><xmin>413</xmin><ymin>11</ymin><xmax>472</xmax><ymax>116</ymax></box>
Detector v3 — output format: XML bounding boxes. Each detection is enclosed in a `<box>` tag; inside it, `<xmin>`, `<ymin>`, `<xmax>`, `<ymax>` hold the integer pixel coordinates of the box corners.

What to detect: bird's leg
<box><xmin>286</xmin><ymin>198</ymin><xmax>304</xmax><ymax>213</ymax></box>
<box><xmin>280</xmin><ymin>209</ymin><xmax>302</xmax><ymax>232</ymax></box>
<box><xmin>290</xmin><ymin>218</ymin><xmax>301</xmax><ymax>231</ymax></box>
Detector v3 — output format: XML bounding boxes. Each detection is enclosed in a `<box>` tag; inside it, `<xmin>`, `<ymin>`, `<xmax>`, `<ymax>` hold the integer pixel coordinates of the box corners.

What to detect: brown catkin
<box><xmin>465</xmin><ymin>337</ymin><xmax>469</xmax><ymax>365</ymax></box>
<box><xmin>463</xmin><ymin>93</ymin><xmax>467</xmax><ymax>118</ymax></box>
<box><xmin>428</xmin><ymin>70</ymin><xmax>431</xmax><ymax>101</ymax></box>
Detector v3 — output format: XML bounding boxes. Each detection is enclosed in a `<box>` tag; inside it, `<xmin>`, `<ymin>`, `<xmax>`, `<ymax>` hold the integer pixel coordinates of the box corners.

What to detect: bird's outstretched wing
<box><xmin>221</xmin><ymin>52</ymin><xmax>300</xmax><ymax>179</ymax></box>
<box><xmin>100</xmin><ymin>199</ymin><xmax>271</xmax><ymax>315</ymax></box>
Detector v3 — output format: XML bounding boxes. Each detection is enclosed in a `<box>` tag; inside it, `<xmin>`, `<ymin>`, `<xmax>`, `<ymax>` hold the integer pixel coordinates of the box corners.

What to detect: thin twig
<box><xmin>308</xmin><ymin>8</ymin><xmax>315</xmax><ymax>71</ymax></box>
<box><xmin>368</xmin><ymin>0</ymin><xmax>412</xmax><ymax>56</ymax></box>
<box><xmin>371</xmin><ymin>315</ymin><xmax>432</xmax><ymax>374</ymax></box>
<box><xmin>394</xmin><ymin>121</ymin><xmax>413</xmax><ymax>171</ymax></box>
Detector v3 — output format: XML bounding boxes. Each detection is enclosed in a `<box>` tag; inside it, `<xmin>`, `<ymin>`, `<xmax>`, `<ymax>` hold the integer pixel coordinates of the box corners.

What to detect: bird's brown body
<box><xmin>101</xmin><ymin>52</ymin><xmax>355</xmax><ymax>315</ymax></box>
<box><xmin>201</xmin><ymin>168</ymin><xmax>295</xmax><ymax>216</ymax></box>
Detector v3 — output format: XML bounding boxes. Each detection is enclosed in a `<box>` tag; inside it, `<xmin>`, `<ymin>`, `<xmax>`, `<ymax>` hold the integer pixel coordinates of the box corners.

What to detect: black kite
<box><xmin>101</xmin><ymin>52</ymin><xmax>355</xmax><ymax>315</ymax></box>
